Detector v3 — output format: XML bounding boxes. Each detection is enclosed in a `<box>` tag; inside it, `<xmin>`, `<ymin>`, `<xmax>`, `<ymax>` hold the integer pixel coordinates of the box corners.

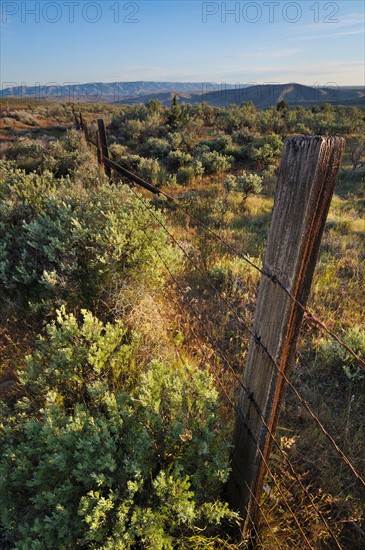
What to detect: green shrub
<box><xmin>137</xmin><ymin>157</ymin><xmax>164</xmax><ymax>184</ymax></box>
<box><xmin>141</xmin><ymin>137</ymin><xmax>171</xmax><ymax>159</ymax></box>
<box><xmin>250</xmin><ymin>133</ymin><xmax>284</xmax><ymax>169</ymax></box>
<box><xmin>165</xmin><ymin>150</ymin><xmax>193</xmax><ymax>171</ymax></box>
<box><xmin>108</xmin><ymin>143</ymin><xmax>128</xmax><ymax>161</ymax></box>
<box><xmin>7</xmin><ymin>109</ymin><xmax>40</xmax><ymax>126</ymax></box>
<box><xmin>223</xmin><ymin>174</ymin><xmax>237</xmax><ymax>193</ymax></box>
<box><xmin>0</xmin><ymin>309</ymin><xmax>237</xmax><ymax>548</ymax></box>
<box><xmin>222</xmin><ymin>172</ymin><xmax>262</xmax><ymax>201</ymax></box>
<box><xmin>200</xmin><ymin>151</ymin><xmax>233</xmax><ymax>175</ymax></box>
<box><xmin>318</xmin><ymin>326</ymin><xmax>365</xmax><ymax>381</ymax></box>
<box><xmin>0</xmin><ymin>160</ymin><xmax>57</xmax><ymax>210</ymax></box>
<box><xmin>0</xmin><ymin>177</ymin><xmax>180</xmax><ymax>313</ymax></box>
<box><xmin>176</xmin><ymin>160</ymin><xmax>204</xmax><ymax>184</ymax></box>
<box><xmin>236</xmin><ymin>171</ymin><xmax>263</xmax><ymax>198</ymax></box>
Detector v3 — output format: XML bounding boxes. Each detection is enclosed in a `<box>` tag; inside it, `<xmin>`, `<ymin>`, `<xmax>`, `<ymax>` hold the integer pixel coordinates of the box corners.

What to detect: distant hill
<box><xmin>1</xmin><ymin>81</ymin><xmax>364</xmax><ymax>108</ymax></box>
<box><xmin>188</xmin><ymin>83</ymin><xmax>365</xmax><ymax>108</ymax></box>
<box><xmin>0</xmin><ymin>82</ymin><xmax>234</xmax><ymax>103</ymax></box>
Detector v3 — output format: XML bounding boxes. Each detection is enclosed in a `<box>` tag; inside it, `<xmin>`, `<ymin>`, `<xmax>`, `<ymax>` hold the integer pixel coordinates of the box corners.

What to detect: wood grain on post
<box><xmin>97</xmin><ymin>119</ymin><xmax>111</xmax><ymax>178</ymax></box>
<box><xmin>228</xmin><ymin>136</ymin><xmax>345</xmax><ymax>535</ymax></box>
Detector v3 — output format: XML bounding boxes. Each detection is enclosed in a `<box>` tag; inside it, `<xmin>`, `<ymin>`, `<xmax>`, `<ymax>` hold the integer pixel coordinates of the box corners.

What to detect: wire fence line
<box><xmin>127</xmin><ymin>185</ymin><xmax>365</xmax><ymax>491</ymax></box>
<box><xmin>137</xmin><ymin>221</ymin><xmax>313</xmax><ymax>550</ymax></box>
<box><xmin>74</xmin><ymin>112</ymin><xmax>364</xmax><ymax>545</ymax></box>
<box><xmin>135</xmin><ymin>209</ymin><xmax>342</xmax><ymax>550</ymax></box>
<box><xmin>78</xmin><ymin>112</ymin><xmax>365</xmax><ymax>475</ymax></box>
<box><xmin>78</xmin><ymin>115</ymin><xmax>365</xmax><ymax>373</ymax></box>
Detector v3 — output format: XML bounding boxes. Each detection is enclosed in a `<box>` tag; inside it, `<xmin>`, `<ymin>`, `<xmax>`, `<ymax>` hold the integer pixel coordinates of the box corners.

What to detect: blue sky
<box><xmin>1</xmin><ymin>1</ymin><xmax>364</xmax><ymax>88</ymax></box>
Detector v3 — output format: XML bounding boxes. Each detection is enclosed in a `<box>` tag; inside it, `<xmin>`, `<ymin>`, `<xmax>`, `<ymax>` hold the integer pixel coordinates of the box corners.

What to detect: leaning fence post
<box><xmin>228</xmin><ymin>136</ymin><xmax>345</xmax><ymax>537</ymax></box>
<box><xmin>97</xmin><ymin>118</ymin><xmax>111</xmax><ymax>178</ymax></box>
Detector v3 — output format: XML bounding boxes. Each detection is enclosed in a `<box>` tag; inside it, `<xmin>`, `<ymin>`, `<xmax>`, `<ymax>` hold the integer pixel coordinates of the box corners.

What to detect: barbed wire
<box><xmin>88</xmin><ymin>132</ymin><xmax>365</xmax><ymax>372</ymax></box>
<box><xmin>127</xmin><ymin>186</ymin><xmax>365</xmax><ymax>492</ymax></box>
<box><xmin>137</xmin><ymin>247</ymin><xmax>285</xmax><ymax>548</ymax></box>
<box><xmin>133</xmin><ymin>201</ymin><xmax>352</xmax><ymax>549</ymax></box>
<box><xmin>142</xmin><ymin>225</ymin><xmax>344</xmax><ymax>550</ymax></box>
<box><xmin>75</xmin><ymin>120</ymin><xmax>364</xmax><ymax>545</ymax></box>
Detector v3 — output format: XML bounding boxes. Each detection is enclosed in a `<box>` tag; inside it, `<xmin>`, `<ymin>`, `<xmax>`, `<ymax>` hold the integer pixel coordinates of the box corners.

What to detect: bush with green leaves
<box><xmin>318</xmin><ymin>325</ymin><xmax>365</xmax><ymax>381</ymax></box>
<box><xmin>137</xmin><ymin>157</ymin><xmax>165</xmax><ymax>185</ymax></box>
<box><xmin>200</xmin><ymin>151</ymin><xmax>233</xmax><ymax>175</ymax></box>
<box><xmin>6</xmin><ymin>139</ymin><xmax>46</xmax><ymax>172</ymax></box>
<box><xmin>250</xmin><ymin>133</ymin><xmax>284</xmax><ymax>170</ymax></box>
<box><xmin>6</xmin><ymin>130</ymin><xmax>92</xmax><ymax>178</ymax></box>
<box><xmin>6</xmin><ymin>109</ymin><xmax>40</xmax><ymax>126</ymax></box>
<box><xmin>165</xmin><ymin>150</ymin><xmax>193</xmax><ymax>171</ymax></box>
<box><xmin>108</xmin><ymin>143</ymin><xmax>128</xmax><ymax>161</ymax></box>
<box><xmin>223</xmin><ymin>171</ymin><xmax>262</xmax><ymax>201</ymax></box>
<box><xmin>141</xmin><ymin>137</ymin><xmax>172</xmax><ymax>159</ymax></box>
<box><xmin>0</xmin><ymin>167</ymin><xmax>180</xmax><ymax>312</ymax></box>
<box><xmin>0</xmin><ymin>309</ymin><xmax>237</xmax><ymax>548</ymax></box>
<box><xmin>176</xmin><ymin>160</ymin><xmax>204</xmax><ymax>185</ymax></box>
<box><xmin>236</xmin><ymin>171</ymin><xmax>263</xmax><ymax>198</ymax></box>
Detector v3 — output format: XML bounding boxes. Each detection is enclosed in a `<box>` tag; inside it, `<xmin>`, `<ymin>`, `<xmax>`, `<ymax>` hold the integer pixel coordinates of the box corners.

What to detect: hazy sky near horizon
<box><xmin>1</xmin><ymin>0</ymin><xmax>364</xmax><ymax>88</ymax></box>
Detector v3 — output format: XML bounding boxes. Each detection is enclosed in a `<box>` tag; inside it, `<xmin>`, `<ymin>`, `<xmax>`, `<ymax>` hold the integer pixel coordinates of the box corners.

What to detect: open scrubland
<box><xmin>0</xmin><ymin>98</ymin><xmax>364</xmax><ymax>548</ymax></box>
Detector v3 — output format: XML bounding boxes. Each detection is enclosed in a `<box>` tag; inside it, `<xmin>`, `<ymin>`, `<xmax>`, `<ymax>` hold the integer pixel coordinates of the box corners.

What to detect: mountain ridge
<box><xmin>1</xmin><ymin>81</ymin><xmax>364</xmax><ymax>108</ymax></box>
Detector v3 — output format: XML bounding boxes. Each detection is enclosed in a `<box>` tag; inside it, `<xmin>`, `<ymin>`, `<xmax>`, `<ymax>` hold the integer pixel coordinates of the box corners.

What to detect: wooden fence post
<box><xmin>79</xmin><ymin>112</ymin><xmax>90</xmax><ymax>143</ymax></box>
<box><xmin>71</xmin><ymin>105</ymin><xmax>80</xmax><ymax>130</ymax></box>
<box><xmin>97</xmin><ymin>118</ymin><xmax>111</xmax><ymax>178</ymax></box>
<box><xmin>228</xmin><ymin>136</ymin><xmax>345</xmax><ymax>537</ymax></box>
<box><xmin>96</xmin><ymin>131</ymin><xmax>104</xmax><ymax>169</ymax></box>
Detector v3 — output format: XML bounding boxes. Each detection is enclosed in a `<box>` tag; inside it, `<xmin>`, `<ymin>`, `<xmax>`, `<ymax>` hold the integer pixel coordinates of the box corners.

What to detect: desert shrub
<box><xmin>250</xmin><ymin>133</ymin><xmax>284</xmax><ymax>169</ymax></box>
<box><xmin>0</xmin><ymin>180</ymin><xmax>180</xmax><ymax>313</ymax></box>
<box><xmin>6</xmin><ymin>109</ymin><xmax>40</xmax><ymax>126</ymax></box>
<box><xmin>115</xmin><ymin>154</ymin><xmax>143</xmax><ymax>171</ymax></box>
<box><xmin>198</xmin><ymin>135</ymin><xmax>233</xmax><ymax>155</ymax></box>
<box><xmin>0</xmin><ymin>160</ymin><xmax>57</xmax><ymax>211</ymax></box>
<box><xmin>46</xmin><ymin>103</ymin><xmax>65</xmax><ymax>118</ymax></box>
<box><xmin>141</xmin><ymin>137</ymin><xmax>171</xmax><ymax>159</ymax></box>
<box><xmin>318</xmin><ymin>326</ymin><xmax>365</xmax><ymax>381</ymax></box>
<box><xmin>7</xmin><ymin>139</ymin><xmax>45</xmax><ymax>162</ymax></box>
<box><xmin>176</xmin><ymin>160</ymin><xmax>204</xmax><ymax>185</ymax></box>
<box><xmin>117</xmin><ymin>120</ymin><xmax>145</xmax><ymax>144</ymax></box>
<box><xmin>0</xmin><ymin>309</ymin><xmax>237</xmax><ymax>548</ymax></box>
<box><xmin>18</xmin><ymin>130</ymin><xmax>93</xmax><ymax>179</ymax></box>
<box><xmin>222</xmin><ymin>172</ymin><xmax>262</xmax><ymax>212</ymax></box>
<box><xmin>1</xmin><ymin>116</ymin><xmax>16</xmax><ymax>128</ymax></box>
<box><xmin>200</xmin><ymin>151</ymin><xmax>233</xmax><ymax>175</ymax></box>
<box><xmin>43</xmin><ymin>140</ymin><xmax>91</xmax><ymax>178</ymax></box>
<box><xmin>236</xmin><ymin>171</ymin><xmax>263</xmax><ymax>198</ymax></box>
<box><xmin>108</xmin><ymin>143</ymin><xmax>128</xmax><ymax>161</ymax></box>
<box><xmin>138</xmin><ymin>157</ymin><xmax>164</xmax><ymax>184</ymax></box>
<box><xmin>223</xmin><ymin>174</ymin><xmax>238</xmax><ymax>194</ymax></box>
<box><xmin>165</xmin><ymin>150</ymin><xmax>193</xmax><ymax>171</ymax></box>
<box><xmin>167</xmin><ymin>131</ymin><xmax>184</xmax><ymax>150</ymax></box>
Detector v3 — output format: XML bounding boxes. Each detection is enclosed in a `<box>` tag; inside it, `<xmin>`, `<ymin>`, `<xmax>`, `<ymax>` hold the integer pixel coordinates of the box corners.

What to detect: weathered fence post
<box><xmin>96</xmin><ymin>131</ymin><xmax>103</xmax><ymax>169</ymax></box>
<box><xmin>71</xmin><ymin>105</ymin><xmax>80</xmax><ymax>130</ymax></box>
<box><xmin>228</xmin><ymin>136</ymin><xmax>345</xmax><ymax>537</ymax></box>
<box><xmin>97</xmin><ymin>118</ymin><xmax>111</xmax><ymax>178</ymax></box>
<box><xmin>79</xmin><ymin>112</ymin><xmax>90</xmax><ymax>144</ymax></box>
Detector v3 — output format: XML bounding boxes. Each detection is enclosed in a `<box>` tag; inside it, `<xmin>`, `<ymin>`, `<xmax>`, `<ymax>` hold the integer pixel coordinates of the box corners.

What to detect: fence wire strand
<box><xmin>136</xmin><ymin>210</ymin><xmax>343</xmax><ymax>550</ymax></box>
<box><xmin>76</xmin><ymin>118</ymin><xmax>364</xmax><ymax>548</ymax></box>
<box><xmin>83</xmin><ymin>127</ymin><xmax>365</xmax><ymax>371</ymax></box>
<box><xmin>127</xmin><ymin>184</ymin><xmax>365</xmax><ymax>492</ymax></box>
